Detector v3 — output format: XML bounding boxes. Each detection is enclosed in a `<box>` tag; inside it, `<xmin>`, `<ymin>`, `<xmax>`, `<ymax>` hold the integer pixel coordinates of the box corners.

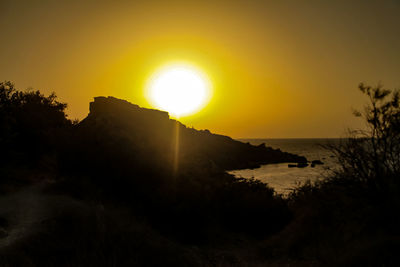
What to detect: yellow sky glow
<box><xmin>1</xmin><ymin>0</ymin><xmax>399</xmax><ymax>138</ymax></box>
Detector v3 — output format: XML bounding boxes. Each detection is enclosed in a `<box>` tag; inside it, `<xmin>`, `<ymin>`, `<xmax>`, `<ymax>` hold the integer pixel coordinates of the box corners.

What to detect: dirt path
<box><xmin>0</xmin><ymin>183</ymin><xmax>51</xmax><ymax>248</ymax></box>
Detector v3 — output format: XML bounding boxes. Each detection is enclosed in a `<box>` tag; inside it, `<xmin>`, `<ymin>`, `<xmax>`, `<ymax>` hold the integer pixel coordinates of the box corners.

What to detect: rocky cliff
<box><xmin>78</xmin><ymin>96</ymin><xmax>306</xmax><ymax>174</ymax></box>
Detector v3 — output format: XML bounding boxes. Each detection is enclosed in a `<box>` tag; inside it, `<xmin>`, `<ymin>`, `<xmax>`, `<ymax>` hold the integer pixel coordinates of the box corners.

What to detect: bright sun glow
<box><xmin>146</xmin><ymin>63</ymin><xmax>211</xmax><ymax>117</ymax></box>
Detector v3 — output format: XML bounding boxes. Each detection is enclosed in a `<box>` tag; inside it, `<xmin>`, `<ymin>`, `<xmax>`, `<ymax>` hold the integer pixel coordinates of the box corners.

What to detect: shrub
<box><xmin>328</xmin><ymin>83</ymin><xmax>400</xmax><ymax>193</ymax></box>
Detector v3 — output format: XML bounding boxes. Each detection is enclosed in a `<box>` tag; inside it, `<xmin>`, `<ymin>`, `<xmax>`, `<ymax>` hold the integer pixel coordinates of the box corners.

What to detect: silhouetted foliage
<box><xmin>270</xmin><ymin>83</ymin><xmax>400</xmax><ymax>266</ymax></box>
<box><xmin>1</xmin><ymin>82</ymin><xmax>70</xmax><ymax>147</ymax></box>
<box><xmin>0</xmin><ymin>83</ymin><xmax>303</xmax><ymax>266</ymax></box>
<box><xmin>0</xmin><ymin>82</ymin><xmax>71</xmax><ymax>187</ymax></box>
<box><xmin>1</xmin><ymin>81</ymin><xmax>399</xmax><ymax>266</ymax></box>
<box><xmin>329</xmin><ymin>83</ymin><xmax>400</xmax><ymax>192</ymax></box>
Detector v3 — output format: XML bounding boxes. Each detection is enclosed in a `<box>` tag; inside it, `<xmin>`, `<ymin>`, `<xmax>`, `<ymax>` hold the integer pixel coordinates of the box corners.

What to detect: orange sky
<box><xmin>1</xmin><ymin>0</ymin><xmax>399</xmax><ymax>138</ymax></box>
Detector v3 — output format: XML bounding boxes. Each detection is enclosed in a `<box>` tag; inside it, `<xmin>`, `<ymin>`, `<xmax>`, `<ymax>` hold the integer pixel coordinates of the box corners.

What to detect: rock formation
<box><xmin>78</xmin><ymin>96</ymin><xmax>307</xmax><ymax>174</ymax></box>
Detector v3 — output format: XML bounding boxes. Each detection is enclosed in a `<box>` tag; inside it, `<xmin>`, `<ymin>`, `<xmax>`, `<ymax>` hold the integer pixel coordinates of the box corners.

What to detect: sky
<box><xmin>1</xmin><ymin>0</ymin><xmax>399</xmax><ymax>138</ymax></box>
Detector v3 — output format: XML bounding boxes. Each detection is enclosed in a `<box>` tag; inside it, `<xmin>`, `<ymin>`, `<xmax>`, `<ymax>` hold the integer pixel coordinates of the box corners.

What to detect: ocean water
<box><xmin>229</xmin><ymin>139</ymin><xmax>342</xmax><ymax>195</ymax></box>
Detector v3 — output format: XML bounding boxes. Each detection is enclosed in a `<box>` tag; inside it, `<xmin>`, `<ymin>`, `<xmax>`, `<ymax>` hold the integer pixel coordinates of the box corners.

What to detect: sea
<box><xmin>228</xmin><ymin>138</ymin><xmax>343</xmax><ymax>195</ymax></box>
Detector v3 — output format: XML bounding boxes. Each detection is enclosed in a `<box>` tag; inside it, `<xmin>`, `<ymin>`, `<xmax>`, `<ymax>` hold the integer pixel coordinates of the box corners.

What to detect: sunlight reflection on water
<box><xmin>229</xmin><ymin>139</ymin><xmax>341</xmax><ymax>195</ymax></box>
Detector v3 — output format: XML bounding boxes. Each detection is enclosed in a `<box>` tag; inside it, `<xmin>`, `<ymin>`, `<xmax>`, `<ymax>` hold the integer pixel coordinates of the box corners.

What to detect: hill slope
<box><xmin>78</xmin><ymin>96</ymin><xmax>306</xmax><ymax>174</ymax></box>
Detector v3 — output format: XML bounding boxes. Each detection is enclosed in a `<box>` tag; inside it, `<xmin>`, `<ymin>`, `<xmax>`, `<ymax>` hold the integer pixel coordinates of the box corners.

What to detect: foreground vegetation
<box><xmin>0</xmin><ymin>81</ymin><xmax>399</xmax><ymax>266</ymax></box>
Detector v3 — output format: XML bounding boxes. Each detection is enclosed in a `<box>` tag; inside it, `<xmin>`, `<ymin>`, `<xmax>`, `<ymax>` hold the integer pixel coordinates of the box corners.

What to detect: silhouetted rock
<box><xmin>79</xmin><ymin>96</ymin><xmax>307</xmax><ymax>173</ymax></box>
<box><xmin>311</xmin><ymin>160</ymin><xmax>324</xmax><ymax>165</ymax></box>
<box><xmin>296</xmin><ymin>163</ymin><xmax>308</xmax><ymax>168</ymax></box>
<box><xmin>288</xmin><ymin>162</ymin><xmax>310</xmax><ymax>168</ymax></box>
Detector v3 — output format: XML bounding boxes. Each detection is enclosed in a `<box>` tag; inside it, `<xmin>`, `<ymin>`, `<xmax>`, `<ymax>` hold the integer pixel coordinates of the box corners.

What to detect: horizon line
<box><xmin>235</xmin><ymin>137</ymin><xmax>346</xmax><ymax>140</ymax></box>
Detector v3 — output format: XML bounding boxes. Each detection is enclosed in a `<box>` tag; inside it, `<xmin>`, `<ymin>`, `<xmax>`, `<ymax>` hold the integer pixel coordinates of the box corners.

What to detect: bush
<box><xmin>269</xmin><ymin>83</ymin><xmax>400</xmax><ymax>265</ymax></box>
<box><xmin>0</xmin><ymin>82</ymin><xmax>72</xmax><ymax>187</ymax></box>
<box><xmin>0</xmin><ymin>81</ymin><xmax>71</xmax><ymax>159</ymax></box>
<box><xmin>328</xmin><ymin>83</ymin><xmax>400</xmax><ymax>192</ymax></box>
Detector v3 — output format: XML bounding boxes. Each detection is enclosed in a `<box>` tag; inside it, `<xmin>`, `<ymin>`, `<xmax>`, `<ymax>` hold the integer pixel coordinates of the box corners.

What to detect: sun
<box><xmin>146</xmin><ymin>63</ymin><xmax>211</xmax><ymax>117</ymax></box>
